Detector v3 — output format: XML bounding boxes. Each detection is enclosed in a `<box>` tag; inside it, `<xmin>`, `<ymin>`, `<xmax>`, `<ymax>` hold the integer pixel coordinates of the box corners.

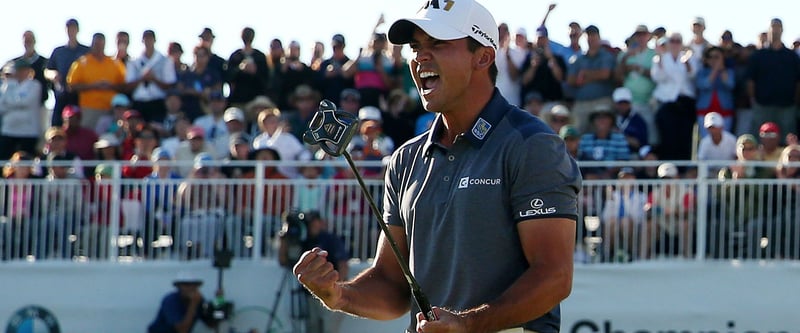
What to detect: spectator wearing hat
<box><xmin>285</xmin><ymin>84</ymin><xmax>322</xmax><ymax>140</ymax></box>
<box><xmin>66</xmin><ymin>32</ymin><xmax>127</xmax><ymax>133</ymax></box>
<box><xmin>338</xmin><ymin>88</ymin><xmax>361</xmax><ymax>115</ymax></box>
<box><xmin>167</xmin><ymin>42</ymin><xmax>187</xmax><ymax>75</ymax></box>
<box><xmin>88</xmin><ymin>163</ymin><xmax>118</xmax><ymax>259</ymax></box>
<box><xmin>652</xmin><ymin>31</ymin><xmax>696</xmax><ymax>161</ymax></box>
<box><xmin>0</xmin><ymin>59</ymin><xmax>43</xmax><ymax>160</ymax></box>
<box><xmin>239</xmin><ymin>146</ymin><xmax>293</xmax><ymax>250</ymax></box>
<box><xmin>152</xmin><ymin>90</ymin><xmax>186</xmax><ymax>139</ymax></box>
<box><xmin>210</xmin><ymin>107</ymin><xmax>247</xmax><ymax>159</ymax></box>
<box><xmin>43</xmin><ymin>152</ymin><xmax>88</xmax><ymax>259</ymax></box>
<box><xmin>242</xmin><ymin>95</ymin><xmax>275</xmax><ymax>137</ymax></box>
<box><xmin>119</xmin><ymin>109</ymin><xmax>145</xmax><ymax>158</ymax></box>
<box><xmin>94</xmin><ymin>133</ymin><xmax>122</xmax><ymax>161</ymax></box>
<box><xmin>46</xmin><ymin>18</ymin><xmax>90</xmax><ymax>127</ymax></box>
<box><xmin>495</xmin><ymin>23</ymin><xmax>526</xmax><ymax>107</ymax></box>
<box><xmin>520</xmin><ymin>25</ymin><xmax>566</xmax><ymax>109</ymax></box>
<box><xmin>746</xmin><ymin>18</ymin><xmax>800</xmax><ymax>143</ymax></box>
<box><xmin>612</xmin><ymin>87</ymin><xmax>649</xmax><ymax>154</ymax></box>
<box><xmin>688</xmin><ymin>17</ymin><xmax>713</xmax><ymax>69</ymax></box>
<box><xmin>695</xmin><ymin>46</ymin><xmax>735</xmax><ymax>138</ymax></box>
<box><xmin>193</xmin><ymin>90</ymin><xmax>228</xmax><ymax>145</ymax></box>
<box><xmin>1</xmin><ymin>151</ymin><xmax>42</xmax><ymax>260</ymax></box>
<box><xmin>227</xmin><ymin>27</ymin><xmax>269</xmax><ymax>109</ymax></box>
<box><xmin>559</xmin><ymin>125</ymin><xmax>580</xmax><ymax>159</ymax></box>
<box><xmin>721</xmin><ymin>134</ymin><xmax>773</xmax><ymax>180</ymax></box>
<box><xmin>635</xmin><ymin>145</ymin><xmax>660</xmax><ymax>179</ymax></box>
<box><xmin>615</xmin><ymin>25</ymin><xmax>657</xmax><ymax>141</ymax></box>
<box><xmin>567</xmin><ymin>24</ymin><xmax>617</xmax><ymax>134</ymax></box>
<box><xmin>122</xmin><ymin>124</ymin><xmax>161</xmax><ymax>179</ymax></box>
<box><xmin>697</xmin><ymin>112</ymin><xmax>737</xmax><ymax>176</ymax></box>
<box><xmin>197</xmin><ymin>27</ymin><xmax>226</xmax><ymax>79</ymax></box>
<box><xmin>174</xmin><ymin>126</ymin><xmax>216</xmax><ymax>177</ymax></box>
<box><xmin>545</xmin><ymin>104</ymin><xmax>572</xmax><ymax>134</ymax></box>
<box><xmin>103</xmin><ymin>93</ymin><xmax>132</xmax><ymax>137</ymax></box>
<box><xmin>316</xmin><ymin>33</ymin><xmax>355</xmax><ymax>106</ymax></box>
<box><xmin>10</xmin><ymin>30</ymin><xmax>49</xmax><ymax>105</ymax></box>
<box><xmin>159</xmin><ymin>113</ymin><xmax>192</xmax><ymax>159</ymax></box>
<box><xmin>578</xmin><ymin>106</ymin><xmax>631</xmax><ymax>178</ymax></box>
<box><xmin>278</xmin><ymin>40</ymin><xmax>315</xmax><ymax>110</ymax></box>
<box><xmin>220</xmin><ymin>132</ymin><xmax>253</xmax><ymax>179</ymax></box>
<box><xmin>252</xmin><ymin>106</ymin><xmax>311</xmax><ymax>178</ymax></box>
<box><xmin>42</xmin><ymin>126</ymin><xmax>84</xmax><ymax>179</ymax></box>
<box><xmin>758</xmin><ymin>121</ymin><xmax>796</xmax><ymax>163</ymax></box>
<box><xmin>125</xmin><ymin>30</ymin><xmax>176</xmax><ymax>125</ymax></box>
<box><xmin>147</xmin><ymin>271</ymin><xmax>215</xmax><ymax>333</ymax></box>
<box><xmin>176</xmin><ymin>46</ymin><xmax>224</xmax><ymax>122</ymax></box>
<box><xmin>176</xmin><ymin>152</ymin><xmax>228</xmax><ymax>258</ymax></box>
<box><xmin>143</xmin><ymin>147</ymin><xmax>182</xmax><ymax>243</ymax></box>
<box><xmin>601</xmin><ymin>166</ymin><xmax>648</xmax><ymax>261</ymax></box>
<box><xmin>61</xmin><ymin>105</ymin><xmax>100</xmax><ymax>163</ymax></box>
<box><xmin>642</xmin><ymin>162</ymin><xmax>696</xmax><ymax>259</ymax></box>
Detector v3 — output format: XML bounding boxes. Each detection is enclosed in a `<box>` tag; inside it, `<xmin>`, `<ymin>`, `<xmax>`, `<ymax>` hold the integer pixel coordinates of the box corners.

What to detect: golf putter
<box><xmin>304</xmin><ymin>100</ymin><xmax>437</xmax><ymax>321</ymax></box>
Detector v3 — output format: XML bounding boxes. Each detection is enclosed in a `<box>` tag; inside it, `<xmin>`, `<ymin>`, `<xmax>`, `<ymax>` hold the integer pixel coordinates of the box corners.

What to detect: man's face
<box><xmin>769</xmin><ymin>21</ymin><xmax>783</xmax><ymax>43</ymax></box>
<box><xmin>692</xmin><ymin>23</ymin><xmax>705</xmax><ymax>35</ymax></box>
<box><xmin>66</xmin><ymin>24</ymin><xmax>79</xmax><ymax>39</ymax></box>
<box><xmin>143</xmin><ymin>35</ymin><xmax>156</xmax><ymax>50</ymax></box>
<box><xmin>23</xmin><ymin>31</ymin><xmax>35</xmax><ymax>50</ymax></box>
<box><xmin>585</xmin><ymin>32</ymin><xmax>601</xmax><ymax>48</ymax></box>
<box><xmin>189</xmin><ymin>136</ymin><xmax>204</xmax><ymax>152</ymax></box>
<box><xmin>91</xmin><ymin>36</ymin><xmax>106</xmax><ymax>54</ymax></box>
<box><xmin>225</xmin><ymin>120</ymin><xmax>243</xmax><ymax>133</ymax></box>
<box><xmin>760</xmin><ymin>132</ymin><xmax>779</xmax><ymax>149</ymax></box>
<box><xmin>409</xmin><ymin>28</ymin><xmax>483</xmax><ymax>113</ymax></box>
<box><xmin>117</xmin><ymin>34</ymin><xmax>129</xmax><ymax>50</ymax></box>
<box><xmin>614</xmin><ymin>101</ymin><xmax>631</xmax><ymax>113</ymax></box>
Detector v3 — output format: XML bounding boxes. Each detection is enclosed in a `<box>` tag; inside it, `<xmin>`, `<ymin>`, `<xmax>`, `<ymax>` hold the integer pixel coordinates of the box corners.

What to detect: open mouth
<box><xmin>418</xmin><ymin>71</ymin><xmax>440</xmax><ymax>94</ymax></box>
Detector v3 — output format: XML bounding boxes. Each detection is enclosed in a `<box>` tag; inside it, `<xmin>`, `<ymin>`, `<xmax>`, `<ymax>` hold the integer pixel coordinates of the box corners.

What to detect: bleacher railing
<box><xmin>1</xmin><ymin>159</ymin><xmax>798</xmax><ymax>263</ymax></box>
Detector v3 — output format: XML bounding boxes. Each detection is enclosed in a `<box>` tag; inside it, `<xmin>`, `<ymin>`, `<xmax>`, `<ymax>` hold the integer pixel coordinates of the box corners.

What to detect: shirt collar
<box><xmin>423</xmin><ymin>88</ymin><xmax>511</xmax><ymax>156</ymax></box>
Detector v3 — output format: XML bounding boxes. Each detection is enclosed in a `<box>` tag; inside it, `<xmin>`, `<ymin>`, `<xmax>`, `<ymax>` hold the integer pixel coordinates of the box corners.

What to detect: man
<box><xmin>193</xmin><ymin>91</ymin><xmax>229</xmax><ymax>147</ymax></box>
<box><xmin>758</xmin><ymin>121</ymin><xmax>786</xmax><ymax>162</ymax></box>
<box><xmin>147</xmin><ymin>271</ymin><xmax>215</xmax><ymax>333</ymax></box>
<box><xmin>520</xmin><ymin>26</ymin><xmax>566</xmax><ymax>107</ymax></box>
<box><xmin>577</xmin><ymin>106</ymin><xmax>631</xmax><ymax>179</ymax></box>
<box><xmin>175</xmin><ymin>126</ymin><xmax>216</xmax><ymax>177</ymax></box>
<box><xmin>316</xmin><ymin>34</ymin><xmax>355</xmax><ymax>105</ymax></box>
<box><xmin>46</xmin><ymin>18</ymin><xmax>90</xmax><ymax>126</ymax></box>
<box><xmin>495</xmin><ymin>23</ymin><xmax>525</xmax><ymax>106</ymax></box>
<box><xmin>612</xmin><ymin>87</ymin><xmax>648</xmax><ymax>154</ymax></box>
<box><xmin>126</xmin><ymin>30</ymin><xmax>177</xmax><ymax>123</ymax></box>
<box><xmin>697</xmin><ymin>112</ymin><xmax>737</xmax><ymax>176</ymax></box>
<box><xmin>197</xmin><ymin>27</ymin><xmax>226</xmax><ymax>79</ymax></box>
<box><xmin>10</xmin><ymin>31</ymin><xmax>48</xmax><ymax>105</ymax></box>
<box><xmin>227</xmin><ymin>27</ymin><xmax>270</xmax><ymax>107</ymax></box>
<box><xmin>616</xmin><ymin>25</ymin><xmax>656</xmax><ymax>144</ymax></box>
<box><xmin>746</xmin><ymin>18</ymin><xmax>800</xmax><ymax>142</ymax></box>
<box><xmin>66</xmin><ymin>33</ymin><xmax>126</xmax><ymax>133</ymax></box>
<box><xmin>567</xmin><ymin>25</ymin><xmax>616</xmax><ymax>134</ymax></box>
<box><xmin>687</xmin><ymin>17</ymin><xmax>712</xmax><ymax>70</ymax></box>
<box><xmin>0</xmin><ymin>60</ymin><xmax>43</xmax><ymax>159</ymax></box>
<box><xmin>61</xmin><ymin>105</ymin><xmax>99</xmax><ymax>163</ymax></box>
<box><xmin>293</xmin><ymin>1</ymin><xmax>581</xmax><ymax>333</ymax></box>
<box><xmin>115</xmin><ymin>31</ymin><xmax>131</xmax><ymax>65</ymax></box>
<box><xmin>279</xmin><ymin>211</ymin><xmax>349</xmax><ymax>333</ymax></box>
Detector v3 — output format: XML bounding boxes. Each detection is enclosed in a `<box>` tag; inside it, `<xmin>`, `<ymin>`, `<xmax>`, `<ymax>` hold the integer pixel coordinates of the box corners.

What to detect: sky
<box><xmin>1</xmin><ymin>0</ymin><xmax>797</xmax><ymax>68</ymax></box>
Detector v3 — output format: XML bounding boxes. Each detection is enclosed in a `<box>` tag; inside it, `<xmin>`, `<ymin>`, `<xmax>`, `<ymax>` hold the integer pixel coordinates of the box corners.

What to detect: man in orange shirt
<box><xmin>66</xmin><ymin>33</ymin><xmax>126</xmax><ymax>134</ymax></box>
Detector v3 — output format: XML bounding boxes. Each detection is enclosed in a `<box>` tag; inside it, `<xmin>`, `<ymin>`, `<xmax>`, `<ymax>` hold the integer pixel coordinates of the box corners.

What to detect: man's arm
<box><xmin>417</xmin><ymin>218</ymin><xmax>575</xmax><ymax>333</ymax></box>
<box><xmin>294</xmin><ymin>225</ymin><xmax>411</xmax><ymax>320</ymax></box>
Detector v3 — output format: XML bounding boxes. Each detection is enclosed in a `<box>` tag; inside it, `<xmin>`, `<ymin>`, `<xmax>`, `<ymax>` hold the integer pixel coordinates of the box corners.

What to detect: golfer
<box><xmin>293</xmin><ymin>1</ymin><xmax>581</xmax><ymax>332</ymax></box>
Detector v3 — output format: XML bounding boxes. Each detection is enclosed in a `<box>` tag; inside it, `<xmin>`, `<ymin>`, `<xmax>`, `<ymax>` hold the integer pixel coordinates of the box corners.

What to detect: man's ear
<box><xmin>474</xmin><ymin>47</ymin><xmax>495</xmax><ymax>70</ymax></box>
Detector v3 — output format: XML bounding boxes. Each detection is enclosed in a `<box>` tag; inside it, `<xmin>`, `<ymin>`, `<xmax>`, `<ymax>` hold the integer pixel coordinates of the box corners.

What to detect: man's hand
<box><xmin>416</xmin><ymin>307</ymin><xmax>466</xmax><ymax>333</ymax></box>
<box><xmin>293</xmin><ymin>247</ymin><xmax>343</xmax><ymax>310</ymax></box>
<box><xmin>188</xmin><ymin>289</ymin><xmax>203</xmax><ymax>305</ymax></box>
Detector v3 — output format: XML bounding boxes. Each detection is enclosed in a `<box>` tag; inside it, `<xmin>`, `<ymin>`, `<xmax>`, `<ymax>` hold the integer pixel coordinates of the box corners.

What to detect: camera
<box><xmin>201</xmin><ymin>298</ymin><xmax>233</xmax><ymax>323</ymax></box>
<box><xmin>279</xmin><ymin>210</ymin><xmax>309</xmax><ymax>263</ymax></box>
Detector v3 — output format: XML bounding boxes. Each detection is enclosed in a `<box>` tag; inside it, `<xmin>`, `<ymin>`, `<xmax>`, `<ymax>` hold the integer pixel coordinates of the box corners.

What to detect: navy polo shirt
<box><xmin>147</xmin><ymin>292</ymin><xmax>204</xmax><ymax>333</ymax></box>
<box><xmin>384</xmin><ymin>89</ymin><xmax>582</xmax><ymax>333</ymax></box>
<box><xmin>46</xmin><ymin>44</ymin><xmax>90</xmax><ymax>87</ymax></box>
<box><xmin>746</xmin><ymin>47</ymin><xmax>800</xmax><ymax>107</ymax></box>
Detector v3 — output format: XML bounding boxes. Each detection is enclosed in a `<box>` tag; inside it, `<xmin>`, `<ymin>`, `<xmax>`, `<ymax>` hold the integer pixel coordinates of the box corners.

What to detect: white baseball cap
<box><xmin>657</xmin><ymin>162</ymin><xmax>679</xmax><ymax>179</ymax></box>
<box><xmin>223</xmin><ymin>107</ymin><xmax>245</xmax><ymax>123</ymax></box>
<box><xmin>388</xmin><ymin>0</ymin><xmax>499</xmax><ymax>50</ymax></box>
<box><xmin>703</xmin><ymin>112</ymin><xmax>724</xmax><ymax>128</ymax></box>
<box><xmin>612</xmin><ymin>87</ymin><xmax>633</xmax><ymax>103</ymax></box>
<box><xmin>358</xmin><ymin>106</ymin><xmax>383</xmax><ymax>122</ymax></box>
<box><xmin>550</xmin><ymin>104</ymin><xmax>570</xmax><ymax>117</ymax></box>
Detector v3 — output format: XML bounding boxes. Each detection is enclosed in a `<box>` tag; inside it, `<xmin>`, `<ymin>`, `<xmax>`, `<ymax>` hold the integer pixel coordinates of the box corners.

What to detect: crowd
<box><xmin>1</xmin><ymin>12</ymin><xmax>800</xmax><ymax>261</ymax></box>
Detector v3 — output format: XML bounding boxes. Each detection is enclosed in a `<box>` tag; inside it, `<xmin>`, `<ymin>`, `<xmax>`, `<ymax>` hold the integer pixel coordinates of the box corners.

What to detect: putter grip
<box><xmin>412</xmin><ymin>284</ymin><xmax>437</xmax><ymax>321</ymax></box>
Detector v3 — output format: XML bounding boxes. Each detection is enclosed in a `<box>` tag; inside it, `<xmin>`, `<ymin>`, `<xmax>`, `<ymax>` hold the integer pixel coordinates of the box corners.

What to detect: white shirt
<box><xmin>697</xmin><ymin>131</ymin><xmax>738</xmax><ymax>161</ymax></box>
<box><xmin>651</xmin><ymin>51</ymin><xmax>695</xmax><ymax>102</ymax></box>
<box><xmin>495</xmin><ymin>46</ymin><xmax>527</xmax><ymax>106</ymax></box>
<box><xmin>0</xmin><ymin>78</ymin><xmax>43</xmax><ymax>137</ymax></box>
<box><xmin>193</xmin><ymin>115</ymin><xmax>228</xmax><ymax>144</ymax></box>
<box><xmin>126</xmin><ymin>50</ymin><xmax>176</xmax><ymax>101</ymax></box>
<box><xmin>252</xmin><ymin>128</ymin><xmax>311</xmax><ymax>178</ymax></box>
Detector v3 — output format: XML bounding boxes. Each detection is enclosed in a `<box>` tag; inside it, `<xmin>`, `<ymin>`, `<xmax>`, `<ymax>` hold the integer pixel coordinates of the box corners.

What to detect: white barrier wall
<box><xmin>0</xmin><ymin>261</ymin><xmax>798</xmax><ymax>333</ymax></box>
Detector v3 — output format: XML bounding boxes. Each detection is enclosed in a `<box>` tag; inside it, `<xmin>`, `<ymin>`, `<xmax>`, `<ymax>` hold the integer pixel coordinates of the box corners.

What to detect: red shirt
<box><xmin>65</xmin><ymin>127</ymin><xmax>99</xmax><ymax>160</ymax></box>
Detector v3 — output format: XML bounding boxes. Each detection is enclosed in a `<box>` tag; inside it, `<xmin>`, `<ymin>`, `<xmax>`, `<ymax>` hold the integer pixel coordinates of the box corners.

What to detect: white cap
<box><xmin>173</xmin><ymin>270</ymin><xmax>203</xmax><ymax>286</ymax></box>
<box><xmin>93</xmin><ymin>134</ymin><xmax>120</xmax><ymax>149</ymax></box>
<box><xmin>657</xmin><ymin>162</ymin><xmax>679</xmax><ymax>178</ymax></box>
<box><xmin>703</xmin><ymin>112</ymin><xmax>724</xmax><ymax>128</ymax></box>
<box><xmin>388</xmin><ymin>0</ymin><xmax>499</xmax><ymax>50</ymax></box>
<box><xmin>612</xmin><ymin>87</ymin><xmax>633</xmax><ymax>103</ymax></box>
<box><xmin>692</xmin><ymin>16</ymin><xmax>705</xmax><ymax>27</ymax></box>
<box><xmin>358</xmin><ymin>106</ymin><xmax>383</xmax><ymax>122</ymax></box>
<box><xmin>550</xmin><ymin>104</ymin><xmax>570</xmax><ymax>117</ymax></box>
<box><xmin>223</xmin><ymin>107</ymin><xmax>245</xmax><ymax>123</ymax></box>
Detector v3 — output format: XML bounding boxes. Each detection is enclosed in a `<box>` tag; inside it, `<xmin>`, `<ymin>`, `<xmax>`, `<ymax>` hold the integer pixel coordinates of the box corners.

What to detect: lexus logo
<box><xmin>530</xmin><ymin>198</ymin><xmax>544</xmax><ymax>209</ymax></box>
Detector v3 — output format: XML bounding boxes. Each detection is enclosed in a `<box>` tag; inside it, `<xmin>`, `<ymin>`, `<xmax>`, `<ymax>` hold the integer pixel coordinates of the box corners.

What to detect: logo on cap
<box><xmin>422</xmin><ymin>0</ymin><xmax>456</xmax><ymax>11</ymax></box>
<box><xmin>471</xmin><ymin>25</ymin><xmax>497</xmax><ymax>49</ymax></box>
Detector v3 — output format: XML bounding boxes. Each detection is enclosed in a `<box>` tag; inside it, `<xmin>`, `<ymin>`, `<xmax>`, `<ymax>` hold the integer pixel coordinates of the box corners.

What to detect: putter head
<box><xmin>303</xmin><ymin>99</ymin><xmax>359</xmax><ymax>157</ymax></box>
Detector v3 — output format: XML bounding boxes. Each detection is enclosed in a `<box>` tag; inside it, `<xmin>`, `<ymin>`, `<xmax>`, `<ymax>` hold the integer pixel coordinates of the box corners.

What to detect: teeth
<box><xmin>419</xmin><ymin>71</ymin><xmax>438</xmax><ymax>79</ymax></box>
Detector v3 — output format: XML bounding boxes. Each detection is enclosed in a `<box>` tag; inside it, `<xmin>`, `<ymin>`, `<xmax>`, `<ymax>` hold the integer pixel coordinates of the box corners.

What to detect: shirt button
<box><xmin>448</xmin><ymin>155</ymin><xmax>455</xmax><ymax>161</ymax></box>
<box><xmin>443</xmin><ymin>176</ymin><xmax>450</xmax><ymax>182</ymax></box>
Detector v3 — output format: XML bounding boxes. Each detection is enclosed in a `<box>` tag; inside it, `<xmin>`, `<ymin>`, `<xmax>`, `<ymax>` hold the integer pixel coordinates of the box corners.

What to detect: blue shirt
<box><xmin>147</xmin><ymin>292</ymin><xmax>204</xmax><ymax>333</ymax></box>
<box><xmin>577</xmin><ymin>132</ymin><xmax>631</xmax><ymax>161</ymax></box>
<box><xmin>46</xmin><ymin>44</ymin><xmax>90</xmax><ymax>88</ymax></box>
<box><xmin>568</xmin><ymin>49</ymin><xmax>616</xmax><ymax>100</ymax></box>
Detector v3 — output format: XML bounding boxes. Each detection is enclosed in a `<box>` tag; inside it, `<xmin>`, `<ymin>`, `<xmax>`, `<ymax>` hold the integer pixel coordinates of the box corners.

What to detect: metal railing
<box><xmin>1</xmin><ymin>159</ymin><xmax>798</xmax><ymax>263</ymax></box>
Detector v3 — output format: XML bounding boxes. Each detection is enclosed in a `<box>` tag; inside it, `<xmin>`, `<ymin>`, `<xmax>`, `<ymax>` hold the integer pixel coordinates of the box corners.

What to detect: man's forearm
<box><xmin>334</xmin><ymin>267</ymin><xmax>411</xmax><ymax>320</ymax></box>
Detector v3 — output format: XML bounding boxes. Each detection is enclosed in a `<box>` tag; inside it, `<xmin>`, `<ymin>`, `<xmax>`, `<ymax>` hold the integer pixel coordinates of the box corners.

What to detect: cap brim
<box><xmin>388</xmin><ymin>18</ymin><xmax>468</xmax><ymax>45</ymax></box>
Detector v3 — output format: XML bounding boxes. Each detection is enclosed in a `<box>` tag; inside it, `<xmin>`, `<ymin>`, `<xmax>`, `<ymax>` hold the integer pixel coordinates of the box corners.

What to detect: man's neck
<box><xmin>438</xmin><ymin>84</ymin><xmax>494</xmax><ymax>146</ymax></box>
<box><xmin>68</xmin><ymin>39</ymin><xmax>79</xmax><ymax>48</ymax></box>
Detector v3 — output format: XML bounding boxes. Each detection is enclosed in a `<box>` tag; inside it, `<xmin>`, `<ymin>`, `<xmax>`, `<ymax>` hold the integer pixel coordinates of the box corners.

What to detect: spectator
<box><xmin>746</xmin><ymin>18</ymin><xmax>800</xmax><ymax>142</ymax></box>
<box><xmin>220</xmin><ymin>132</ymin><xmax>253</xmax><ymax>179</ymax></box>
<box><xmin>758</xmin><ymin>121</ymin><xmax>791</xmax><ymax>163</ymax></box>
<box><xmin>522</xmin><ymin>91</ymin><xmax>545</xmax><ymax>118</ymax></box>
<box><xmin>154</xmin><ymin>90</ymin><xmax>185</xmax><ymax>139</ymax></box>
<box><xmin>147</xmin><ymin>272</ymin><xmax>216</xmax><ymax>333</ymax></box>
<box><xmin>0</xmin><ymin>60</ymin><xmax>43</xmax><ymax>160</ymax></box>
<box><xmin>601</xmin><ymin>167</ymin><xmax>648</xmax><ymax>261</ymax></box>
<box><xmin>337</xmin><ymin>88</ymin><xmax>361</xmax><ymax>115</ymax></box>
<box><xmin>635</xmin><ymin>145</ymin><xmax>660</xmax><ymax>179</ymax></box>
<box><xmin>160</xmin><ymin>113</ymin><xmax>192</xmax><ymax>158</ymax></box>
<box><xmin>495</xmin><ymin>23</ymin><xmax>525</xmax><ymax>106</ymax></box>
<box><xmin>379</xmin><ymin>88</ymin><xmax>419</xmax><ymax>147</ymax></box>
<box><xmin>46</xmin><ymin>18</ymin><xmax>89</xmax><ymax>126</ymax></box>
<box><xmin>167</xmin><ymin>42</ymin><xmax>187</xmax><ymax>75</ymax></box>
<box><xmin>9</xmin><ymin>30</ymin><xmax>48</xmax><ymax>105</ymax></box>
<box><xmin>616</xmin><ymin>25</ymin><xmax>657</xmax><ymax>144</ymax></box>
<box><xmin>122</xmin><ymin>124</ymin><xmax>160</xmax><ymax>179</ymax></box>
<box><xmin>643</xmin><ymin>162</ymin><xmax>695</xmax><ymax>259</ymax></box>
<box><xmin>284</xmin><ymin>84</ymin><xmax>322</xmax><ymax>141</ymax></box>
<box><xmin>343</xmin><ymin>29</ymin><xmax>395</xmax><ymax>108</ymax></box>
<box><xmin>545</xmin><ymin>104</ymin><xmax>572</xmax><ymax>134</ymax></box>
<box><xmin>214</xmin><ymin>107</ymin><xmax>248</xmax><ymax>159</ymax></box>
<box><xmin>143</xmin><ymin>148</ymin><xmax>183</xmax><ymax>255</ymax></box>
<box><xmin>279</xmin><ymin>41</ymin><xmax>316</xmax><ymax>110</ymax></box>
<box><xmin>294</xmin><ymin>162</ymin><xmax>327</xmax><ymax>212</ymax></box>
<box><xmin>567</xmin><ymin>25</ymin><xmax>616</xmax><ymax>133</ymax></box>
<box><xmin>43</xmin><ymin>153</ymin><xmax>87</xmax><ymax>259</ymax></box>
<box><xmin>114</xmin><ymin>31</ymin><xmax>130</xmax><ymax>65</ymax></box>
<box><xmin>87</xmin><ymin>163</ymin><xmax>116</xmax><ymax>259</ymax></box>
<box><xmin>578</xmin><ymin>107</ymin><xmax>631</xmax><ymax>178</ymax></box>
<box><xmin>174</xmin><ymin>126</ymin><xmax>216</xmax><ymax>177</ymax></box>
<box><xmin>612</xmin><ymin>87</ymin><xmax>649</xmax><ymax>154</ymax></box>
<box><xmin>243</xmin><ymin>95</ymin><xmax>276</xmax><ymax>137</ymax></box>
<box><xmin>349</xmin><ymin>106</ymin><xmax>395</xmax><ymax>178</ymax></box>
<box><xmin>119</xmin><ymin>109</ymin><xmax>145</xmax><ymax>158</ymax></box>
<box><xmin>266</xmin><ymin>38</ymin><xmax>286</xmax><ymax>105</ymax></box>
<box><xmin>93</xmin><ymin>133</ymin><xmax>122</xmax><ymax>161</ymax></box>
<box><xmin>176</xmin><ymin>46</ymin><xmax>224</xmax><ymax>121</ymax></box>
<box><xmin>559</xmin><ymin>125</ymin><xmax>580</xmax><ymax>159</ymax></box>
<box><xmin>720</xmin><ymin>134</ymin><xmax>773</xmax><ymax>180</ymax></box>
<box><xmin>125</xmin><ymin>30</ymin><xmax>177</xmax><ymax>124</ymax></box>
<box><xmin>762</xmin><ymin>144</ymin><xmax>800</xmax><ymax>259</ymax></box>
<box><xmin>66</xmin><ymin>33</ymin><xmax>127</xmax><ymax>133</ymax></box>
<box><xmin>240</xmin><ymin>146</ymin><xmax>293</xmax><ymax>253</ymax></box>
<box><xmin>61</xmin><ymin>105</ymin><xmax>99</xmax><ymax>163</ymax></box>
<box><xmin>552</xmin><ymin>21</ymin><xmax>583</xmax><ymax>66</ymax></box>
<box><xmin>310</xmin><ymin>41</ymin><xmax>325</xmax><ymax>72</ymax></box>
<box><xmin>697</xmin><ymin>112</ymin><xmax>738</xmax><ymax>174</ymax></box>
<box><xmin>316</xmin><ymin>34</ymin><xmax>355</xmax><ymax>105</ymax></box>
<box><xmin>521</xmin><ymin>26</ymin><xmax>566</xmax><ymax>107</ymax></box>
<box><xmin>226</xmin><ymin>27</ymin><xmax>269</xmax><ymax>108</ymax></box>
<box><xmin>42</xmin><ymin>126</ymin><xmax>84</xmax><ymax>179</ymax></box>
<box><xmin>176</xmin><ymin>153</ymin><xmax>228</xmax><ymax>259</ymax></box>
<box><xmin>193</xmin><ymin>91</ymin><xmax>228</xmax><ymax>147</ymax></box>
<box><xmin>252</xmin><ymin>106</ymin><xmax>311</xmax><ymax>178</ymax></box>
<box><xmin>651</xmin><ymin>32</ymin><xmax>696</xmax><ymax>161</ymax></box>
<box><xmin>695</xmin><ymin>46</ymin><xmax>735</xmax><ymax>138</ymax></box>
<box><xmin>102</xmin><ymin>93</ymin><xmax>132</xmax><ymax>138</ymax></box>
<box><xmin>196</xmin><ymin>27</ymin><xmax>226</xmax><ymax>79</ymax></box>
<box><xmin>687</xmin><ymin>17</ymin><xmax>713</xmax><ymax>70</ymax></box>
<box><xmin>1</xmin><ymin>151</ymin><xmax>41</xmax><ymax>260</ymax></box>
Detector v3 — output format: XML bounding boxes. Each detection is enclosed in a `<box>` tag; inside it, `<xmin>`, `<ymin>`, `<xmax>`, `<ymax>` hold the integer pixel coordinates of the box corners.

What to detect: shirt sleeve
<box><xmin>511</xmin><ymin>132</ymin><xmax>582</xmax><ymax>222</ymax></box>
<box><xmin>161</xmin><ymin>294</ymin><xmax>186</xmax><ymax>326</ymax></box>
